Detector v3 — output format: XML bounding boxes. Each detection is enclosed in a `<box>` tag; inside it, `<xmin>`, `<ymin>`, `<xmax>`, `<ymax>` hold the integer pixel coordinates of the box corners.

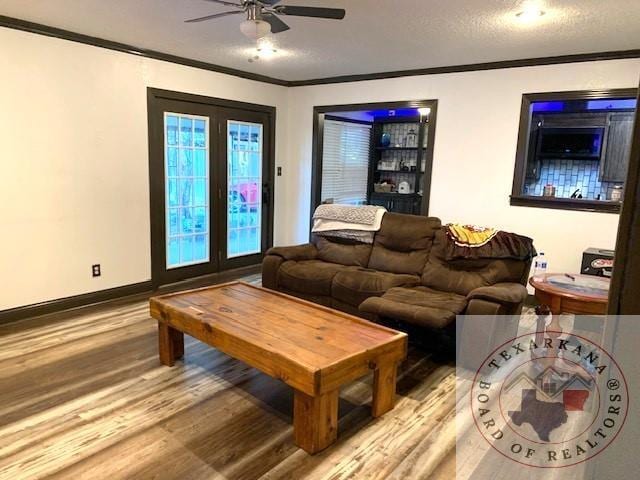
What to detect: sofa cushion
<box><xmin>314</xmin><ymin>236</ymin><xmax>372</xmax><ymax>267</ymax></box>
<box><xmin>359</xmin><ymin>286</ymin><xmax>468</xmax><ymax>329</ymax></box>
<box><xmin>332</xmin><ymin>268</ymin><xmax>420</xmax><ymax>307</ymax></box>
<box><xmin>466</xmin><ymin>282</ymin><xmax>528</xmax><ymax>305</ymax></box>
<box><xmin>422</xmin><ymin>230</ymin><xmax>527</xmax><ymax>296</ymax></box>
<box><xmin>367</xmin><ymin>214</ymin><xmax>441</xmax><ymax>275</ymax></box>
<box><xmin>266</xmin><ymin>243</ymin><xmax>317</xmax><ymax>261</ymax></box>
<box><xmin>277</xmin><ymin>260</ymin><xmax>349</xmax><ymax>296</ymax></box>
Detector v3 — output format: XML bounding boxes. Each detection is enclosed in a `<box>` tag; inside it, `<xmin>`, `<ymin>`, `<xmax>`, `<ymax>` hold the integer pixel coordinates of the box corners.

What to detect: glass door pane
<box><xmin>227</xmin><ymin>120</ymin><xmax>262</xmax><ymax>258</ymax></box>
<box><xmin>164</xmin><ymin>113</ymin><xmax>210</xmax><ymax>269</ymax></box>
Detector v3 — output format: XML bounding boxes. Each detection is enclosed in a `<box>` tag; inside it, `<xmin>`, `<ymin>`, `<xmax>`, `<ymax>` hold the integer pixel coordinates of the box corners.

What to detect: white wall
<box><xmin>283</xmin><ymin>59</ymin><xmax>640</xmax><ymax>278</ymax></box>
<box><xmin>1</xmin><ymin>24</ymin><xmax>638</xmax><ymax>311</ymax></box>
<box><xmin>0</xmin><ymin>27</ymin><xmax>288</xmax><ymax>310</ymax></box>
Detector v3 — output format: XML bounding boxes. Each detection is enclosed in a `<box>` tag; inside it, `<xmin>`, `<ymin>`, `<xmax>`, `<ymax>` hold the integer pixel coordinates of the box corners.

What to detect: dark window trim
<box><xmin>2</xmin><ymin>15</ymin><xmax>639</xmax><ymax>87</ymax></box>
<box><xmin>311</xmin><ymin>100</ymin><xmax>438</xmax><ymax>225</ymax></box>
<box><xmin>323</xmin><ymin>114</ymin><xmax>373</xmax><ymax>126</ymax></box>
<box><xmin>510</xmin><ymin>88</ymin><xmax>637</xmax><ymax>214</ymax></box>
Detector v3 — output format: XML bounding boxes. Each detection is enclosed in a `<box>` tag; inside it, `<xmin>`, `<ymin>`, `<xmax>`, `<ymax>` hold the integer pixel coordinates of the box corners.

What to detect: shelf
<box><xmin>374</xmin><ymin>170</ymin><xmax>424</xmax><ymax>175</ymax></box>
<box><xmin>371</xmin><ymin>192</ymin><xmax>422</xmax><ymax>197</ymax></box>
<box><xmin>509</xmin><ymin>195</ymin><xmax>621</xmax><ymax>214</ymax></box>
<box><xmin>375</xmin><ymin>146</ymin><xmax>421</xmax><ymax>151</ymax></box>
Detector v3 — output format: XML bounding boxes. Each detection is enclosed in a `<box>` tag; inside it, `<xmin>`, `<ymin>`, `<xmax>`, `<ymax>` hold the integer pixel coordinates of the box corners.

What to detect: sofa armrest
<box><xmin>466</xmin><ymin>283</ymin><xmax>528</xmax><ymax>305</ymax></box>
<box><xmin>265</xmin><ymin>243</ymin><xmax>318</xmax><ymax>261</ymax></box>
<box><xmin>261</xmin><ymin>255</ymin><xmax>284</xmax><ymax>290</ymax></box>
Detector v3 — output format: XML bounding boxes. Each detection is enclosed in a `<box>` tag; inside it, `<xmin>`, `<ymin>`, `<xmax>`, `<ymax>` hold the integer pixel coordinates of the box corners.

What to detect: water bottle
<box><xmin>534</xmin><ymin>252</ymin><xmax>548</xmax><ymax>276</ymax></box>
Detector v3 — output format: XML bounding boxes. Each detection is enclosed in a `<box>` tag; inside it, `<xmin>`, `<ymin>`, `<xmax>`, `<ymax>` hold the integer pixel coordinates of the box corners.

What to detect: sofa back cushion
<box><xmin>313</xmin><ymin>236</ymin><xmax>372</xmax><ymax>267</ymax></box>
<box><xmin>422</xmin><ymin>230</ymin><xmax>527</xmax><ymax>296</ymax></box>
<box><xmin>367</xmin><ymin>214</ymin><xmax>441</xmax><ymax>275</ymax></box>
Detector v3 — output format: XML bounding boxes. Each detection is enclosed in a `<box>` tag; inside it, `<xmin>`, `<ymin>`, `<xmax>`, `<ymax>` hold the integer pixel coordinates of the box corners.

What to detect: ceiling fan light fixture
<box><xmin>240</xmin><ymin>19</ymin><xmax>271</xmax><ymax>40</ymax></box>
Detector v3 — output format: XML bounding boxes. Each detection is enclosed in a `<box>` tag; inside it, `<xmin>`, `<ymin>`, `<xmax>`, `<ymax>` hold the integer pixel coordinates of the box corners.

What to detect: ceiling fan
<box><xmin>185</xmin><ymin>0</ymin><xmax>346</xmax><ymax>40</ymax></box>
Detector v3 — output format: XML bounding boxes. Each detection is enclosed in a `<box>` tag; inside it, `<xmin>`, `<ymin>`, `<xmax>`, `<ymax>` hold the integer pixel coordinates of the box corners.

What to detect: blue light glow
<box><xmin>532</xmin><ymin>101</ymin><xmax>565</xmax><ymax>112</ymax></box>
<box><xmin>586</xmin><ymin>99</ymin><xmax>637</xmax><ymax>110</ymax></box>
<box><xmin>369</xmin><ymin>108</ymin><xmax>421</xmax><ymax>118</ymax></box>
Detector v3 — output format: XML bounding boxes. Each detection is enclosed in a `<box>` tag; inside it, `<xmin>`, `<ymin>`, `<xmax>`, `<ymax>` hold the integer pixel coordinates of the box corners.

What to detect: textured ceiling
<box><xmin>1</xmin><ymin>0</ymin><xmax>639</xmax><ymax>82</ymax></box>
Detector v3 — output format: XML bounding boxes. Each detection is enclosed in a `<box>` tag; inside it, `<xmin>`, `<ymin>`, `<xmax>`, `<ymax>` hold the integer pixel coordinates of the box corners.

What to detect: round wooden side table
<box><xmin>529</xmin><ymin>273</ymin><xmax>610</xmax><ymax>315</ymax></box>
<box><xmin>529</xmin><ymin>273</ymin><xmax>610</xmax><ymax>366</ymax></box>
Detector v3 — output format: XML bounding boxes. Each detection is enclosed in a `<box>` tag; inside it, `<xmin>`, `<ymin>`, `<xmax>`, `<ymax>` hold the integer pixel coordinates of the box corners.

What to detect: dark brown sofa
<box><xmin>262</xmin><ymin>213</ymin><xmax>533</xmax><ymax>334</ymax></box>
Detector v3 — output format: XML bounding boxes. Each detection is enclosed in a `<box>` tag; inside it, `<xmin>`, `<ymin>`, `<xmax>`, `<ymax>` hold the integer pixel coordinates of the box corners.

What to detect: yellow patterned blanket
<box><xmin>444</xmin><ymin>223</ymin><xmax>536</xmax><ymax>261</ymax></box>
<box><xmin>446</xmin><ymin>224</ymin><xmax>498</xmax><ymax>247</ymax></box>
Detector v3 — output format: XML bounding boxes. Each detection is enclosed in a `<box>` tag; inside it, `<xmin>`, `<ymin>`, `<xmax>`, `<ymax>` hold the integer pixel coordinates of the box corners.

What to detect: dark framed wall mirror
<box><xmin>311</xmin><ymin>100</ymin><xmax>438</xmax><ymax>221</ymax></box>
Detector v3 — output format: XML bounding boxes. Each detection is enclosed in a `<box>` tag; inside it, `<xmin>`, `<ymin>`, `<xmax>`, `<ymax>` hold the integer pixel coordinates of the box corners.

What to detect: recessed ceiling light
<box><xmin>248</xmin><ymin>41</ymin><xmax>280</xmax><ymax>62</ymax></box>
<box><xmin>257</xmin><ymin>46</ymin><xmax>278</xmax><ymax>59</ymax></box>
<box><xmin>515</xmin><ymin>4</ymin><xmax>546</xmax><ymax>23</ymax></box>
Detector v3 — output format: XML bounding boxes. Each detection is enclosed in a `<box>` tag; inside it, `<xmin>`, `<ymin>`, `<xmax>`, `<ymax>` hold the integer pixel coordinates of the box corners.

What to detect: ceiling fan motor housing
<box><xmin>186</xmin><ymin>0</ymin><xmax>346</xmax><ymax>40</ymax></box>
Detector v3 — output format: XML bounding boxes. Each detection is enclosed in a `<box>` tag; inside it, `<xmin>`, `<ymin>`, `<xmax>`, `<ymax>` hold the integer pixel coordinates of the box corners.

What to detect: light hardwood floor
<box><xmin>0</xmin><ymin>274</ymin><xmax>456</xmax><ymax>480</ymax></box>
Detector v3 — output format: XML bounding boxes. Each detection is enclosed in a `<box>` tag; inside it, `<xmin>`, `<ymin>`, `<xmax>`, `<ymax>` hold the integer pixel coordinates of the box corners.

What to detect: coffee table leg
<box><xmin>158</xmin><ymin>322</ymin><xmax>184</xmax><ymax>367</ymax></box>
<box><xmin>293</xmin><ymin>389</ymin><xmax>338</xmax><ymax>454</ymax></box>
<box><xmin>372</xmin><ymin>362</ymin><xmax>397</xmax><ymax>417</ymax></box>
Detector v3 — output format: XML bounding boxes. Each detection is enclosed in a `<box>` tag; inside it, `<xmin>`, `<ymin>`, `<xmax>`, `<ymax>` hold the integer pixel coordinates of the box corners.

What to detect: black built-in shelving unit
<box><xmin>368</xmin><ymin>115</ymin><xmax>428</xmax><ymax>214</ymax></box>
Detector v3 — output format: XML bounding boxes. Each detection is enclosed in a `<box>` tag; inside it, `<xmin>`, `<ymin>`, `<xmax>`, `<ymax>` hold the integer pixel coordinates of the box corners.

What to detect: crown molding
<box><xmin>2</xmin><ymin>15</ymin><xmax>639</xmax><ymax>88</ymax></box>
<box><xmin>287</xmin><ymin>49</ymin><xmax>640</xmax><ymax>86</ymax></box>
<box><xmin>0</xmin><ymin>15</ymin><xmax>289</xmax><ymax>86</ymax></box>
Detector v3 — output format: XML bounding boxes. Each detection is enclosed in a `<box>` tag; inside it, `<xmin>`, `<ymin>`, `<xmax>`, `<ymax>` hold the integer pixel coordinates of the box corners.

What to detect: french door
<box><xmin>148</xmin><ymin>89</ymin><xmax>274</xmax><ymax>287</ymax></box>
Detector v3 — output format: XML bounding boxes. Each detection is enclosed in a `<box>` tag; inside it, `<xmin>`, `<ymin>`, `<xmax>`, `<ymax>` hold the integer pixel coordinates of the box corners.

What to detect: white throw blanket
<box><xmin>311</xmin><ymin>205</ymin><xmax>386</xmax><ymax>243</ymax></box>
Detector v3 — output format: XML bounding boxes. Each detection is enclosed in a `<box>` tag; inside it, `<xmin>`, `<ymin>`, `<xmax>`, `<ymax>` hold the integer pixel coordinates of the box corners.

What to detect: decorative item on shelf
<box><xmin>399</xmin><ymin>159</ymin><xmax>409</xmax><ymax>172</ymax></box>
<box><xmin>374</xmin><ymin>182</ymin><xmax>393</xmax><ymax>193</ymax></box>
<box><xmin>380</xmin><ymin>132</ymin><xmax>391</xmax><ymax>147</ymax></box>
<box><xmin>610</xmin><ymin>185</ymin><xmax>624</xmax><ymax>202</ymax></box>
<box><xmin>398</xmin><ymin>181</ymin><xmax>411</xmax><ymax>194</ymax></box>
<box><xmin>410</xmin><ymin>165</ymin><xmax>416</xmax><ymax>172</ymax></box>
<box><xmin>404</xmin><ymin>128</ymin><xmax>418</xmax><ymax>148</ymax></box>
<box><xmin>542</xmin><ymin>184</ymin><xmax>556</xmax><ymax>197</ymax></box>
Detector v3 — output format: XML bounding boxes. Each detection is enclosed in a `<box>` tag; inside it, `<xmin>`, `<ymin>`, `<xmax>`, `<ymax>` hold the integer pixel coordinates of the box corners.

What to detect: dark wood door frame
<box><xmin>311</xmin><ymin>100</ymin><xmax>438</xmax><ymax>224</ymax></box>
<box><xmin>608</xmin><ymin>81</ymin><xmax>640</xmax><ymax>314</ymax></box>
<box><xmin>147</xmin><ymin>88</ymin><xmax>276</xmax><ymax>289</ymax></box>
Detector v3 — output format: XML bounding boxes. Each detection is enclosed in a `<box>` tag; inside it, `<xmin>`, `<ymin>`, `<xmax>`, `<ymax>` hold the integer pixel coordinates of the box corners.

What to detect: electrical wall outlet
<box><xmin>92</xmin><ymin>264</ymin><xmax>101</xmax><ymax>277</ymax></box>
<box><xmin>277</xmin><ymin>166</ymin><xmax>282</xmax><ymax>176</ymax></box>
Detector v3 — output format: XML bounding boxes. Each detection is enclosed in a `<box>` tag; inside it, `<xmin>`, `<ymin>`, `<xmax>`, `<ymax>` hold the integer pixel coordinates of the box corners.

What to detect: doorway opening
<box><xmin>311</xmin><ymin>100</ymin><xmax>438</xmax><ymax>220</ymax></box>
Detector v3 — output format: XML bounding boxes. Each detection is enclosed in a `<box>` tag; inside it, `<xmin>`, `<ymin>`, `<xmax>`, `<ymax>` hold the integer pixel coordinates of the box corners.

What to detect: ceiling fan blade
<box><xmin>262</xmin><ymin>13</ymin><xmax>290</xmax><ymax>34</ymax></box>
<box><xmin>185</xmin><ymin>11</ymin><xmax>243</xmax><ymax>23</ymax></box>
<box><xmin>274</xmin><ymin>6</ymin><xmax>346</xmax><ymax>19</ymax></box>
<box><xmin>259</xmin><ymin>0</ymin><xmax>283</xmax><ymax>5</ymax></box>
<box><xmin>203</xmin><ymin>0</ymin><xmax>244</xmax><ymax>7</ymax></box>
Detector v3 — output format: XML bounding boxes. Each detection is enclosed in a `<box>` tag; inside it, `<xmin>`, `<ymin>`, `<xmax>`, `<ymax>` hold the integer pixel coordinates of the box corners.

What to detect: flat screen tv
<box><xmin>538</xmin><ymin>127</ymin><xmax>604</xmax><ymax>160</ymax></box>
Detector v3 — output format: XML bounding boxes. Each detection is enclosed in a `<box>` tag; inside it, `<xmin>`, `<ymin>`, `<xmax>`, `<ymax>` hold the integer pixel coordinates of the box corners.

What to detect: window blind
<box><xmin>321</xmin><ymin>120</ymin><xmax>372</xmax><ymax>205</ymax></box>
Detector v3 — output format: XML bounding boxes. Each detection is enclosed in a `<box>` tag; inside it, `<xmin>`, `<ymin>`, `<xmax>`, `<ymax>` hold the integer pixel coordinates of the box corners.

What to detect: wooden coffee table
<box><xmin>149</xmin><ymin>281</ymin><xmax>407</xmax><ymax>454</ymax></box>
